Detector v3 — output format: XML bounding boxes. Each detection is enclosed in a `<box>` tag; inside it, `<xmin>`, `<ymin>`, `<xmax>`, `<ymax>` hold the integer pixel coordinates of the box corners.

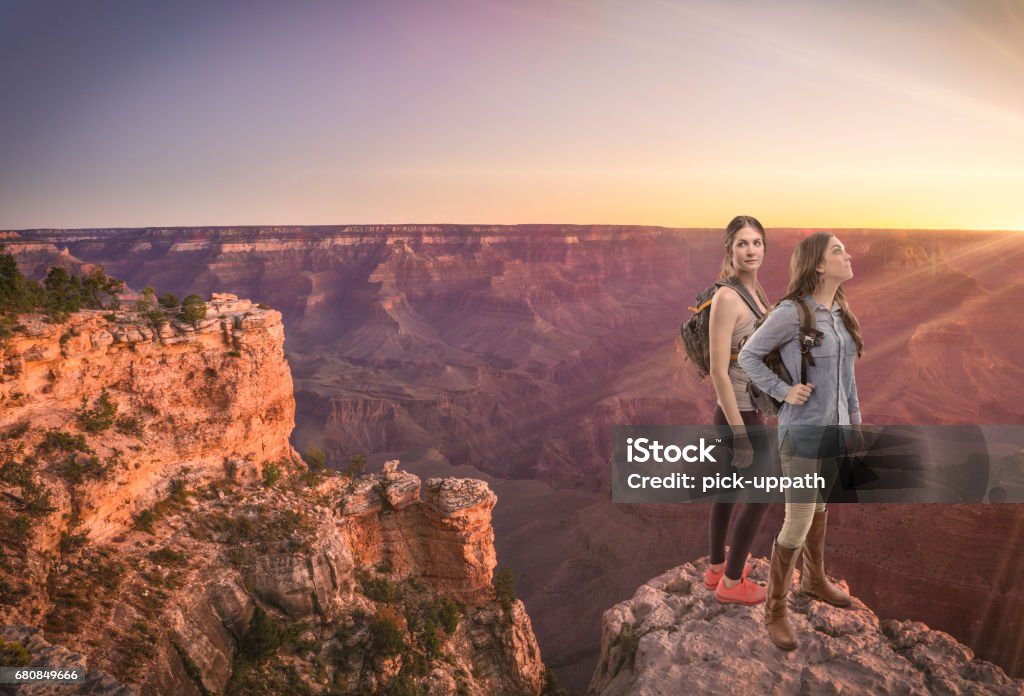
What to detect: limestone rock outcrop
<box><xmin>1</xmin><ymin>300</ymin><xmax>549</xmax><ymax>695</ymax></box>
<box><xmin>337</xmin><ymin>469</ymin><xmax>499</xmax><ymax>605</ymax></box>
<box><xmin>588</xmin><ymin>558</ymin><xmax>1023</xmax><ymax>695</ymax></box>
<box><xmin>0</xmin><ymin>296</ymin><xmax>297</xmax><ymax>548</ymax></box>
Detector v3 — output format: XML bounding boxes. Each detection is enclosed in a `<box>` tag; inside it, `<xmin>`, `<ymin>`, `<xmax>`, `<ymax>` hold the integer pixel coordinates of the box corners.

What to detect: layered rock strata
<box><xmin>0</xmin><ymin>302</ymin><xmax>547</xmax><ymax>695</ymax></box>
<box><xmin>339</xmin><ymin>460</ymin><xmax>499</xmax><ymax>605</ymax></box>
<box><xmin>0</xmin><ymin>295</ymin><xmax>296</xmax><ymax>547</ymax></box>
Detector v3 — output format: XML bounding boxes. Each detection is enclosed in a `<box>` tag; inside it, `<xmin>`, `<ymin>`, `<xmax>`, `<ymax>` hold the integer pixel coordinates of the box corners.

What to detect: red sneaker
<box><xmin>703</xmin><ymin>560</ymin><xmax>752</xmax><ymax>589</ymax></box>
<box><xmin>714</xmin><ymin>576</ymin><xmax>767</xmax><ymax>605</ymax></box>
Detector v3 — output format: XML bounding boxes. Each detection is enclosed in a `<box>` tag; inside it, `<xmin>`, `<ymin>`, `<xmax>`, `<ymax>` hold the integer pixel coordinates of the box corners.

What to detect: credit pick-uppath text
<box><xmin>624</xmin><ymin>437</ymin><xmax>825</xmax><ymax>494</ymax></box>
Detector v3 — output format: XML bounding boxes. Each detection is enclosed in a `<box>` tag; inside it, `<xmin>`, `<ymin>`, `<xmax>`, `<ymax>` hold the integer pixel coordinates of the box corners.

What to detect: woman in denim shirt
<box><xmin>738</xmin><ymin>232</ymin><xmax>864</xmax><ymax>651</ymax></box>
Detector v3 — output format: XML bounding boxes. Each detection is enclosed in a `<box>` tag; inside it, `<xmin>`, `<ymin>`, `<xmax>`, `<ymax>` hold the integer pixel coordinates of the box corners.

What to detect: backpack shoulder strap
<box><xmin>795</xmin><ymin>299</ymin><xmax>817</xmax><ymax>384</ymax></box>
<box><xmin>795</xmin><ymin>298</ymin><xmax>816</xmax><ymax>333</ymax></box>
<box><xmin>717</xmin><ymin>277</ymin><xmax>764</xmax><ymax>319</ymax></box>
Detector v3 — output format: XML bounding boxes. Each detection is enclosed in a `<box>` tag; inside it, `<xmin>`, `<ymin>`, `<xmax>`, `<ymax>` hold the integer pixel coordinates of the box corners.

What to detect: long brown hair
<box><xmin>780</xmin><ymin>232</ymin><xmax>864</xmax><ymax>357</ymax></box>
<box><xmin>718</xmin><ymin>215</ymin><xmax>769</xmax><ymax>308</ymax></box>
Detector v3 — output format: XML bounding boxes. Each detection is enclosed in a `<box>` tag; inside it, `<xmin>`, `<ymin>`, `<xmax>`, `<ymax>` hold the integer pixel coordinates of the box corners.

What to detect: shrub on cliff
<box><xmin>145</xmin><ymin>309</ymin><xmax>167</xmax><ymax>329</ymax></box>
<box><xmin>76</xmin><ymin>389</ymin><xmax>118</xmax><ymax>433</ymax></box>
<box><xmin>62</xmin><ymin>453</ymin><xmax>111</xmax><ymax>484</ymax></box>
<box><xmin>239</xmin><ymin>606</ymin><xmax>299</xmax><ymax>663</ymax></box>
<box><xmin>0</xmin><ymin>457</ymin><xmax>35</xmax><ymax>488</ymax></box>
<box><xmin>357</xmin><ymin>569</ymin><xmax>397</xmax><ymax>604</ymax></box>
<box><xmin>0</xmin><ymin>246</ymin><xmax>42</xmax><ymax>315</ymax></box>
<box><xmin>0</xmin><ymin>246</ymin><xmax>122</xmax><ymax>322</ymax></box>
<box><xmin>80</xmin><ymin>266</ymin><xmax>124</xmax><ymax>310</ymax></box>
<box><xmin>1</xmin><ymin>422</ymin><xmax>30</xmax><ymax>441</ymax></box>
<box><xmin>135</xmin><ymin>286</ymin><xmax>156</xmax><ymax>312</ymax></box>
<box><xmin>134</xmin><ymin>509</ymin><xmax>156</xmax><ymax>534</ymax></box>
<box><xmin>541</xmin><ymin>668</ymin><xmax>568</xmax><ymax>696</ymax></box>
<box><xmin>369</xmin><ymin>607</ymin><xmax>406</xmax><ymax>659</ymax></box>
<box><xmin>261</xmin><ymin>461</ymin><xmax>282</xmax><ymax>487</ymax></box>
<box><xmin>42</xmin><ymin>268</ymin><xmax>83</xmax><ymax>322</ymax></box>
<box><xmin>114</xmin><ymin>415</ymin><xmax>143</xmax><ymax>437</ymax></box>
<box><xmin>158</xmin><ymin>292</ymin><xmax>179</xmax><ymax>309</ymax></box>
<box><xmin>302</xmin><ymin>447</ymin><xmax>327</xmax><ymax>475</ymax></box>
<box><xmin>0</xmin><ymin>457</ymin><xmax>56</xmax><ymax>521</ymax></box>
<box><xmin>437</xmin><ymin>596</ymin><xmax>460</xmax><ymax>634</ymax></box>
<box><xmin>0</xmin><ymin>637</ymin><xmax>31</xmax><ymax>668</ymax></box>
<box><xmin>346</xmin><ymin>452</ymin><xmax>367</xmax><ymax>479</ymax></box>
<box><xmin>493</xmin><ymin>566</ymin><xmax>516</xmax><ymax>614</ymax></box>
<box><xmin>37</xmin><ymin>429</ymin><xmax>90</xmax><ymax>455</ymax></box>
<box><xmin>181</xmin><ymin>294</ymin><xmax>207</xmax><ymax>323</ymax></box>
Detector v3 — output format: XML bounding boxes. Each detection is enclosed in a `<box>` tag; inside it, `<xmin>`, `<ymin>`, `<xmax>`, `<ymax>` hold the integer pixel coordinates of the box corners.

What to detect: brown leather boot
<box><xmin>765</xmin><ymin>538</ymin><xmax>800</xmax><ymax>650</ymax></box>
<box><xmin>799</xmin><ymin>510</ymin><xmax>852</xmax><ymax>607</ymax></box>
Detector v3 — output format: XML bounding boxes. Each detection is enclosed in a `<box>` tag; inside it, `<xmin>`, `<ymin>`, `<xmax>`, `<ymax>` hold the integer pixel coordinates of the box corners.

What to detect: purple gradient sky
<box><xmin>2</xmin><ymin>0</ymin><xmax>1023</xmax><ymax>230</ymax></box>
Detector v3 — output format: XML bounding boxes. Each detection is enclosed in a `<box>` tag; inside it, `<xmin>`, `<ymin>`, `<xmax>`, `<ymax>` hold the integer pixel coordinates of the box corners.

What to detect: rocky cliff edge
<box><xmin>589</xmin><ymin>558</ymin><xmax>1023</xmax><ymax>696</ymax></box>
<box><xmin>0</xmin><ymin>299</ymin><xmax>547</xmax><ymax>695</ymax></box>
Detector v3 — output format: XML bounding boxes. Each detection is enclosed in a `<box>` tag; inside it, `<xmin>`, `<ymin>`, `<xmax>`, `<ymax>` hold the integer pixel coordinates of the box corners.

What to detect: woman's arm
<box><xmin>708</xmin><ymin>286</ymin><xmax>745</xmax><ymax>427</ymax></box>
<box><xmin>738</xmin><ymin>301</ymin><xmax>801</xmax><ymax>403</ymax></box>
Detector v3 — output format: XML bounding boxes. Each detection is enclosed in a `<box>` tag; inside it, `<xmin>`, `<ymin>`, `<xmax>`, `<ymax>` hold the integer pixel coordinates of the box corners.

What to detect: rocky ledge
<box><xmin>589</xmin><ymin>558</ymin><xmax>1023</xmax><ymax>696</ymax></box>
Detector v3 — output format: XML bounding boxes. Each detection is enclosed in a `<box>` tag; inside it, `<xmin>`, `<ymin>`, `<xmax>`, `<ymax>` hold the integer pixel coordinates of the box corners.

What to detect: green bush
<box><xmin>0</xmin><ymin>457</ymin><xmax>35</xmax><ymax>487</ymax></box>
<box><xmin>168</xmin><ymin>477</ymin><xmax>189</xmax><ymax>502</ymax></box>
<box><xmin>361</xmin><ymin>574</ymin><xmax>397</xmax><ymax>604</ymax></box>
<box><xmin>145</xmin><ymin>309</ymin><xmax>167</xmax><ymax>329</ymax></box>
<box><xmin>62</xmin><ymin>454</ymin><xmax>111</xmax><ymax>483</ymax></box>
<box><xmin>493</xmin><ymin>566</ymin><xmax>516</xmax><ymax>613</ymax></box>
<box><xmin>150</xmin><ymin>547</ymin><xmax>189</xmax><ymax>567</ymax></box>
<box><xmin>369</xmin><ymin>609</ymin><xmax>405</xmax><ymax>659</ymax></box>
<box><xmin>76</xmin><ymin>389</ymin><xmax>118</xmax><ymax>433</ymax></box>
<box><xmin>5</xmin><ymin>513</ymin><xmax>33</xmax><ymax>544</ymax></box>
<box><xmin>115</xmin><ymin>415</ymin><xmax>143</xmax><ymax>436</ymax></box>
<box><xmin>20</xmin><ymin>479</ymin><xmax>54</xmax><ymax>517</ymax></box>
<box><xmin>541</xmin><ymin>667</ymin><xmax>568</xmax><ymax>696</ymax></box>
<box><xmin>59</xmin><ymin>530</ymin><xmax>89</xmax><ymax>555</ymax></box>
<box><xmin>38</xmin><ymin>429</ymin><xmax>90</xmax><ymax>455</ymax></box>
<box><xmin>302</xmin><ymin>447</ymin><xmax>326</xmax><ymax>475</ymax></box>
<box><xmin>240</xmin><ymin>606</ymin><xmax>287</xmax><ymax>663</ymax></box>
<box><xmin>437</xmin><ymin>597</ymin><xmax>460</xmax><ymax>634</ymax></box>
<box><xmin>0</xmin><ymin>637</ymin><xmax>31</xmax><ymax>667</ymax></box>
<box><xmin>379</xmin><ymin>676</ymin><xmax>418</xmax><ymax>696</ymax></box>
<box><xmin>134</xmin><ymin>509</ymin><xmax>156</xmax><ymax>534</ymax></box>
<box><xmin>158</xmin><ymin>293</ymin><xmax>180</xmax><ymax>309</ymax></box>
<box><xmin>181</xmin><ymin>294</ymin><xmax>207</xmax><ymax>323</ymax></box>
<box><xmin>346</xmin><ymin>453</ymin><xmax>366</xmax><ymax>479</ymax></box>
<box><xmin>261</xmin><ymin>461</ymin><xmax>282</xmax><ymax>488</ymax></box>
<box><xmin>0</xmin><ymin>245</ymin><xmax>42</xmax><ymax>315</ymax></box>
<box><xmin>0</xmin><ymin>422</ymin><xmax>29</xmax><ymax>440</ymax></box>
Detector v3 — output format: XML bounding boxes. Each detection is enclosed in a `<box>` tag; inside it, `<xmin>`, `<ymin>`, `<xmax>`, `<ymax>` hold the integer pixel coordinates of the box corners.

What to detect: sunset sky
<box><xmin>2</xmin><ymin>0</ymin><xmax>1023</xmax><ymax>230</ymax></box>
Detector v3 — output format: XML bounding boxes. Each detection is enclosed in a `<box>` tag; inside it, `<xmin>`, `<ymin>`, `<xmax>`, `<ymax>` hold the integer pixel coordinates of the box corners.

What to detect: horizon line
<box><xmin>5</xmin><ymin>222</ymin><xmax>1024</xmax><ymax>234</ymax></box>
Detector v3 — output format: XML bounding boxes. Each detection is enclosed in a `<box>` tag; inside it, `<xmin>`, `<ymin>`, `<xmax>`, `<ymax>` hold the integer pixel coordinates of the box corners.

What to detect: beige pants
<box><xmin>777</xmin><ymin>435</ymin><xmax>839</xmax><ymax>549</ymax></box>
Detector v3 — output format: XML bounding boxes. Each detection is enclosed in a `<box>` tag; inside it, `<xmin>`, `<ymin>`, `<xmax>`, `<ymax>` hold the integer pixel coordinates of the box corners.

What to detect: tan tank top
<box><xmin>722</xmin><ymin>312</ymin><xmax>757</xmax><ymax>411</ymax></box>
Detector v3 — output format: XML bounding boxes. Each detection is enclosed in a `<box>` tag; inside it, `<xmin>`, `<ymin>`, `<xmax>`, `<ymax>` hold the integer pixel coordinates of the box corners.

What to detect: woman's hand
<box><xmin>731</xmin><ymin>432</ymin><xmax>754</xmax><ymax>469</ymax></box>
<box><xmin>784</xmin><ymin>383</ymin><xmax>814</xmax><ymax>405</ymax></box>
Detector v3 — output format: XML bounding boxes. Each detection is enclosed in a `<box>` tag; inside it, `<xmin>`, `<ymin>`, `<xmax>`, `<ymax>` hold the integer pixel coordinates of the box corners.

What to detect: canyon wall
<box><xmin>5</xmin><ymin>225</ymin><xmax>1024</xmax><ymax>688</ymax></box>
<box><xmin>0</xmin><ymin>300</ymin><xmax>547</xmax><ymax>695</ymax></box>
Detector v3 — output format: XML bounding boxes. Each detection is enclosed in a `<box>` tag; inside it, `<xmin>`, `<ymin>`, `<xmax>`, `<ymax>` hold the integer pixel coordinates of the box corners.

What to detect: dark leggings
<box><xmin>708</xmin><ymin>407</ymin><xmax>771</xmax><ymax>580</ymax></box>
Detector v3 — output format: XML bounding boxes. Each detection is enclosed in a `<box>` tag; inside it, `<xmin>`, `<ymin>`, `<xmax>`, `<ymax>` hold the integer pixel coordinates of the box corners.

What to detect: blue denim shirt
<box><xmin>738</xmin><ymin>296</ymin><xmax>861</xmax><ymax>431</ymax></box>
